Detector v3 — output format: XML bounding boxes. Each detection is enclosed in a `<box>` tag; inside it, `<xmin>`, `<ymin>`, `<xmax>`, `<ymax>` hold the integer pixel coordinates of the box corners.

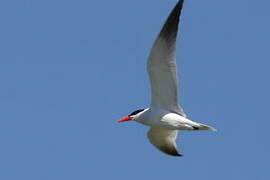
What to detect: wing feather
<box><xmin>147</xmin><ymin>127</ymin><xmax>181</xmax><ymax>157</ymax></box>
<box><xmin>147</xmin><ymin>0</ymin><xmax>186</xmax><ymax>116</ymax></box>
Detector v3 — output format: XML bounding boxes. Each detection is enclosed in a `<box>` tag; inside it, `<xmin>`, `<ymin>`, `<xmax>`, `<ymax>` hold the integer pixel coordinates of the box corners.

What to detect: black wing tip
<box><xmin>168</xmin><ymin>151</ymin><xmax>183</xmax><ymax>157</ymax></box>
<box><xmin>176</xmin><ymin>0</ymin><xmax>185</xmax><ymax>8</ymax></box>
<box><xmin>159</xmin><ymin>0</ymin><xmax>185</xmax><ymax>42</ymax></box>
<box><xmin>160</xmin><ymin>146</ymin><xmax>183</xmax><ymax>157</ymax></box>
<box><xmin>170</xmin><ymin>152</ymin><xmax>183</xmax><ymax>157</ymax></box>
<box><xmin>192</xmin><ymin>126</ymin><xmax>200</xmax><ymax>130</ymax></box>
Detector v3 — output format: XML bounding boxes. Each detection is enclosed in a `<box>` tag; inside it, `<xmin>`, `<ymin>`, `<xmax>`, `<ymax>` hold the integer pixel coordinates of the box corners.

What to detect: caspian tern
<box><xmin>118</xmin><ymin>0</ymin><xmax>216</xmax><ymax>157</ymax></box>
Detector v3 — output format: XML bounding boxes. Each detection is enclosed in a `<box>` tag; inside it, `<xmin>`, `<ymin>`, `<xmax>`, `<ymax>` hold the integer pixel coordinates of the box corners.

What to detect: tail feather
<box><xmin>198</xmin><ymin>123</ymin><xmax>217</xmax><ymax>131</ymax></box>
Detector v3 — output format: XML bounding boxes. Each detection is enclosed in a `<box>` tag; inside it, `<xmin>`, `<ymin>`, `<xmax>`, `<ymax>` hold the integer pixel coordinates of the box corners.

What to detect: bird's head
<box><xmin>117</xmin><ymin>109</ymin><xmax>146</xmax><ymax>123</ymax></box>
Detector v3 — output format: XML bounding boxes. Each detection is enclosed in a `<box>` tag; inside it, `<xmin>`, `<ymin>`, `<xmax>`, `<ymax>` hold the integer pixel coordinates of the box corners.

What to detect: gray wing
<box><xmin>147</xmin><ymin>127</ymin><xmax>181</xmax><ymax>157</ymax></box>
<box><xmin>147</xmin><ymin>0</ymin><xmax>186</xmax><ymax>117</ymax></box>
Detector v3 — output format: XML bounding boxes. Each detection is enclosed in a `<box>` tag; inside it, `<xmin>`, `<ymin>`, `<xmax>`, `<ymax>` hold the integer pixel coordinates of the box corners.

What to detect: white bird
<box><xmin>117</xmin><ymin>0</ymin><xmax>216</xmax><ymax>157</ymax></box>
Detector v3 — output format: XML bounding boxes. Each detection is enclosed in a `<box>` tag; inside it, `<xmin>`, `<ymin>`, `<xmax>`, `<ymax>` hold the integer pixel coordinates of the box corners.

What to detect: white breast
<box><xmin>135</xmin><ymin>108</ymin><xmax>198</xmax><ymax>130</ymax></box>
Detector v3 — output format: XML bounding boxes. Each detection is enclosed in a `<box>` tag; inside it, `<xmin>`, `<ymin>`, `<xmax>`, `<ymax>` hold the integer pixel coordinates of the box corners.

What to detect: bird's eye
<box><xmin>128</xmin><ymin>109</ymin><xmax>145</xmax><ymax>117</ymax></box>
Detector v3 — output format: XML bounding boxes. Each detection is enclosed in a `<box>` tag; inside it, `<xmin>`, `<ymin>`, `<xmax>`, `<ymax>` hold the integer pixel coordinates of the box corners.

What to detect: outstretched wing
<box><xmin>147</xmin><ymin>0</ymin><xmax>186</xmax><ymax>117</ymax></box>
<box><xmin>147</xmin><ymin>127</ymin><xmax>181</xmax><ymax>157</ymax></box>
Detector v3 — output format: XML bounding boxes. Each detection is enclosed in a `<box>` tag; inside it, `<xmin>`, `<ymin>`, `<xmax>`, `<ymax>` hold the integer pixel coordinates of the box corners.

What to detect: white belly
<box><xmin>135</xmin><ymin>108</ymin><xmax>199</xmax><ymax>130</ymax></box>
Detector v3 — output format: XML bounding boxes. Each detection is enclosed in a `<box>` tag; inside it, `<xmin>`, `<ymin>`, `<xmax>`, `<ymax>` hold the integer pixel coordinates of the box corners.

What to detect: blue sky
<box><xmin>0</xmin><ymin>0</ymin><xmax>269</xmax><ymax>179</ymax></box>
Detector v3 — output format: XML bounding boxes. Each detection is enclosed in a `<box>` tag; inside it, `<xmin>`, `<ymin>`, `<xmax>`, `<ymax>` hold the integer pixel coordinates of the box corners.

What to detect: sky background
<box><xmin>0</xmin><ymin>0</ymin><xmax>269</xmax><ymax>179</ymax></box>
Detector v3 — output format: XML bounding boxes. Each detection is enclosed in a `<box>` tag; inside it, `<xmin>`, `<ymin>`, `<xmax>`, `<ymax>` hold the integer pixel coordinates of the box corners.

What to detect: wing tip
<box><xmin>160</xmin><ymin>146</ymin><xmax>183</xmax><ymax>157</ymax></box>
<box><xmin>159</xmin><ymin>0</ymin><xmax>185</xmax><ymax>40</ymax></box>
<box><xmin>170</xmin><ymin>152</ymin><xmax>183</xmax><ymax>157</ymax></box>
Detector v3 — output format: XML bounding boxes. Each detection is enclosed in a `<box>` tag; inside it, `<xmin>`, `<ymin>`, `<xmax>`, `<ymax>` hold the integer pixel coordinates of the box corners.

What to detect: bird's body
<box><xmin>118</xmin><ymin>0</ymin><xmax>215</xmax><ymax>157</ymax></box>
<box><xmin>135</xmin><ymin>108</ymin><xmax>210</xmax><ymax>131</ymax></box>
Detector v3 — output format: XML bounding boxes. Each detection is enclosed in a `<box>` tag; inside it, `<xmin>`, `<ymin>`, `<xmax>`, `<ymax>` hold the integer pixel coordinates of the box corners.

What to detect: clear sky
<box><xmin>0</xmin><ymin>0</ymin><xmax>269</xmax><ymax>179</ymax></box>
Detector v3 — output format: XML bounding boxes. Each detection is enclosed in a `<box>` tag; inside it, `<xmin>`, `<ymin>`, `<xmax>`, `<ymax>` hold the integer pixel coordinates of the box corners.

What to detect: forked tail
<box><xmin>198</xmin><ymin>123</ymin><xmax>217</xmax><ymax>131</ymax></box>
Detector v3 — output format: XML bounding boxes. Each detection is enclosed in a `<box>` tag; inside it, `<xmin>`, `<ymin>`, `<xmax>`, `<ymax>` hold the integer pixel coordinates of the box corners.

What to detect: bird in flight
<box><xmin>117</xmin><ymin>0</ymin><xmax>216</xmax><ymax>157</ymax></box>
